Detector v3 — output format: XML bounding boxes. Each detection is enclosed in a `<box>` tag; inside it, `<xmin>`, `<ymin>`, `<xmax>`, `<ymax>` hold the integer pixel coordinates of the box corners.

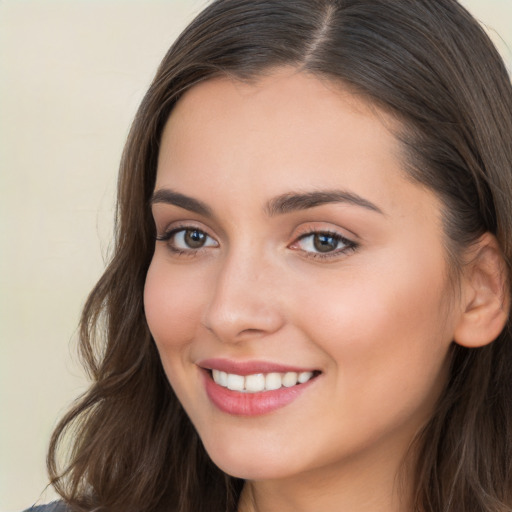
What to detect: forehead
<box><xmin>158</xmin><ymin>70</ymin><xmax>401</xmax><ymax>188</ymax></box>
<box><xmin>164</xmin><ymin>69</ymin><xmax>393</xmax><ymax>140</ymax></box>
<box><xmin>156</xmin><ymin>69</ymin><xmax>441</xmax><ymax>227</ymax></box>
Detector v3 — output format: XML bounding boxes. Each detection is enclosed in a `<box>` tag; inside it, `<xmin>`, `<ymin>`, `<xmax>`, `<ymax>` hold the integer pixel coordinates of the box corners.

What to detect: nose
<box><xmin>201</xmin><ymin>250</ymin><xmax>285</xmax><ymax>343</ymax></box>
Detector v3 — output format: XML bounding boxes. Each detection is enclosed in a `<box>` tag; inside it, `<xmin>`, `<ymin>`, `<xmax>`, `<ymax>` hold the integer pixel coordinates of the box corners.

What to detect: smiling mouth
<box><xmin>208</xmin><ymin>369</ymin><xmax>321</xmax><ymax>393</ymax></box>
<box><xmin>200</xmin><ymin>362</ymin><xmax>322</xmax><ymax>415</ymax></box>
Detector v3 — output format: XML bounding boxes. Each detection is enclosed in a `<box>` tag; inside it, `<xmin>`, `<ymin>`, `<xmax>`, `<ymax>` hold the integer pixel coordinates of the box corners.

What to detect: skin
<box><xmin>144</xmin><ymin>69</ymin><xmax>466</xmax><ymax>512</ymax></box>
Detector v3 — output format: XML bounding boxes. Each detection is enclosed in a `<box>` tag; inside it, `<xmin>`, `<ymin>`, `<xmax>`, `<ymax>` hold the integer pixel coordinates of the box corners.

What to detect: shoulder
<box><xmin>24</xmin><ymin>502</ymin><xmax>71</xmax><ymax>512</ymax></box>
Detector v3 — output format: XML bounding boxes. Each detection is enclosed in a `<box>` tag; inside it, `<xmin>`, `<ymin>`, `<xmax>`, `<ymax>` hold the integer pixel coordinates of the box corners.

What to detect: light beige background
<box><xmin>1</xmin><ymin>1</ymin><xmax>510</xmax><ymax>511</ymax></box>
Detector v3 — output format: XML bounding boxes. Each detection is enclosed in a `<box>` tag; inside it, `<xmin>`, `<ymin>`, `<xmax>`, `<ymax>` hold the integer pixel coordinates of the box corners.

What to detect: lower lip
<box><xmin>202</xmin><ymin>370</ymin><xmax>317</xmax><ymax>416</ymax></box>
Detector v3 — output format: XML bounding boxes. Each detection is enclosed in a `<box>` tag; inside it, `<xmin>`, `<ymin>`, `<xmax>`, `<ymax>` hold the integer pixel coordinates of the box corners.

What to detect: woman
<box><xmin>31</xmin><ymin>0</ymin><xmax>512</xmax><ymax>511</ymax></box>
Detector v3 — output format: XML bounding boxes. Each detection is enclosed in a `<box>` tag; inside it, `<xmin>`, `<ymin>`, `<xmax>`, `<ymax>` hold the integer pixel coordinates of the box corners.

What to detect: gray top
<box><xmin>24</xmin><ymin>502</ymin><xmax>69</xmax><ymax>512</ymax></box>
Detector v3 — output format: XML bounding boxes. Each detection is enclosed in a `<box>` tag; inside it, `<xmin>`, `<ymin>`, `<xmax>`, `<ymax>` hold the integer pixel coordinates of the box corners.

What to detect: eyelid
<box><xmin>288</xmin><ymin>224</ymin><xmax>359</xmax><ymax>260</ymax></box>
<box><xmin>155</xmin><ymin>222</ymin><xmax>219</xmax><ymax>256</ymax></box>
<box><xmin>291</xmin><ymin>222</ymin><xmax>359</xmax><ymax>243</ymax></box>
<box><xmin>155</xmin><ymin>219</ymin><xmax>214</xmax><ymax>238</ymax></box>
<box><xmin>156</xmin><ymin>226</ymin><xmax>217</xmax><ymax>243</ymax></box>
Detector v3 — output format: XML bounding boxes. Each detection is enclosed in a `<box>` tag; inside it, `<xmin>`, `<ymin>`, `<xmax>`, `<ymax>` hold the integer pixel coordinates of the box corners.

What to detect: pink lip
<box><xmin>198</xmin><ymin>359</ymin><xmax>320</xmax><ymax>416</ymax></box>
<box><xmin>198</xmin><ymin>357</ymin><xmax>316</xmax><ymax>376</ymax></box>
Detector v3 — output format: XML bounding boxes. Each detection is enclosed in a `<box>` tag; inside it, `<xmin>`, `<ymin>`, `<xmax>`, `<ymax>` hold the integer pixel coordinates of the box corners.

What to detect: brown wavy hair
<box><xmin>47</xmin><ymin>1</ymin><xmax>512</xmax><ymax>511</ymax></box>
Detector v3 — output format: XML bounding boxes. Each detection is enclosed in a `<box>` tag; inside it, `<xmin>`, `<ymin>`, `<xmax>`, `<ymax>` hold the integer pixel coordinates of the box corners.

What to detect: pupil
<box><xmin>313</xmin><ymin>234</ymin><xmax>337</xmax><ymax>253</ymax></box>
<box><xmin>185</xmin><ymin>229</ymin><xmax>206</xmax><ymax>248</ymax></box>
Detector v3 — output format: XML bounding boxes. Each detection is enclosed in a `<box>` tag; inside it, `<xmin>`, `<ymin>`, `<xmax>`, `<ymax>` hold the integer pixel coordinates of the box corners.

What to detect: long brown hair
<box><xmin>48</xmin><ymin>1</ymin><xmax>512</xmax><ymax>511</ymax></box>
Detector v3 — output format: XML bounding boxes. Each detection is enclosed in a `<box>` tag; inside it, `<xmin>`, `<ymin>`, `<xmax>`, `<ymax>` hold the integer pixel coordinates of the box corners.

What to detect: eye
<box><xmin>174</xmin><ymin>228</ymin><xmax>215</xmax><ymax>249</ymax></box>
<box><xmin>156</xmin><ymin>227</ymin><xmax>218</xmax><ymax>253</ymax></box>
<box><xmin>291</xmin><ymin>231</ymin><xmax>356</xmax><ymax>258</ymax></box>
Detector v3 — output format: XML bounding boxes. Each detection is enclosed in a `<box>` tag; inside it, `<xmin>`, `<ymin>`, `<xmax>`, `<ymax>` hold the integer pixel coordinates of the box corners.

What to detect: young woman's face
<box><xmin>144</xmin><ymin>70</ymin><xmax>462</xmax><ymax>483</ymax></box>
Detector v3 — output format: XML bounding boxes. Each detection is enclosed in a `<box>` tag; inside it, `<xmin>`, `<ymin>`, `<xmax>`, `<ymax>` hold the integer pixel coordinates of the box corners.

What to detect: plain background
<box><xmin>0</xmin><ymin>1</ymin><xmax>511</xmax><ymax>510</ymax></box>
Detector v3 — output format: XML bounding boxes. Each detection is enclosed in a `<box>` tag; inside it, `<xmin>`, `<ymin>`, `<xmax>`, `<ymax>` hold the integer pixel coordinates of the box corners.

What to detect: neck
<box><xmin>237</xmin><ymin>437</ymin><xmax>417</xmax><ymax>512</ymax></box>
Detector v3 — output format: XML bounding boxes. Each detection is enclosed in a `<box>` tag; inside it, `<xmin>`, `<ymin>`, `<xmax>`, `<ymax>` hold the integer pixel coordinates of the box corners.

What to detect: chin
<box><xmin>202</xmin><ymin>435</ymin><xmax>302</xmax><ymax>481</ymax></box>
<box><xmin>213</xmin><ymin>458</ymin><xmax>294</xmax><ymax>481</ymax></box>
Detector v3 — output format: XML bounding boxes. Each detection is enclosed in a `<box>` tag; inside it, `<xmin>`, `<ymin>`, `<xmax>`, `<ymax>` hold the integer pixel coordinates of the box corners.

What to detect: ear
<box><xmin>454</xmin><ymin>233</ymin><xmax>509</xmax><ymax>348</ymax></box>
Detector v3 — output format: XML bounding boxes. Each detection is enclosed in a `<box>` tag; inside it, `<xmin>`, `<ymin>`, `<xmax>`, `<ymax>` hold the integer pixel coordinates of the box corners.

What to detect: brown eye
<box><xmin>184</xmin><ymin>229</ymin><xmax>208</xmax><ymax>248</ymax></box>
<box><xmin>292</xmin><ymin>230</ymin><xmax>356</xmax><ymax>259</ymax></box>
<box><xmin>313</xmin><ymin>233</ymin><xmax>339</xmax><ymax>253</ymax></box>
<box><xmin>156</xmin><ymin>227</ymin><xmax>218</xmax><ymax>253</ymax></box>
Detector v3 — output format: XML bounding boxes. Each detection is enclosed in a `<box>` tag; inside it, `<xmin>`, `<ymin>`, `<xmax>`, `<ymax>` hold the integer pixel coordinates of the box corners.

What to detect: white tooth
<box><xmin>283</xmin><ymin>372</ymin><xmax>298</xmax><ymax>387</ymax></box>
<box><xmin>227</xmin><ymin>373</ymin><xmax>245</xmax><ymax>391</ymax></box>
<box><xmin>218</xmin><ymin>371</ymin><xmax>228</xmax><ymax>387</ymax></box>
<box><xmin>265</xmin><ymin>372</ymin><xmax>282</xmax><ymax>391</ymax></box>
<box><xmin>298</xmin><ymin>371</ymin><xmax>313</xmax><ymax>384</ymax></box>
<box><xmin>212</xmin><ymin>369</ymin><xmax>221</xmax><ymax>384</ymax></box>
<box><xmin>245</xmin><ymin>373</ymin><xmax>265</xmax><ymax>392</ymax></box>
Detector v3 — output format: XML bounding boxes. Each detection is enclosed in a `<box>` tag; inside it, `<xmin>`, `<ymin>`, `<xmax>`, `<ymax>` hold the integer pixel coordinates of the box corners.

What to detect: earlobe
<box><xmin>453</xmin><ymin>233</ymin><xmax>510</xmax><ymax>348</ymax></box>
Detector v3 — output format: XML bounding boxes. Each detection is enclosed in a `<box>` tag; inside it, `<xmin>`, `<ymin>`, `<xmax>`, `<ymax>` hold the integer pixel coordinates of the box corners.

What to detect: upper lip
<box><xmin>197</xmin><ymin>358</ymin><xmax>319</xmax><ymax>376</ymax></box>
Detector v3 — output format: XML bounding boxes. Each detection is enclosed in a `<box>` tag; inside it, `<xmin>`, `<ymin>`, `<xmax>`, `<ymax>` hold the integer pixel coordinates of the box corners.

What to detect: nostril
<box><xmin>239</xmin><ymin>328</ymin><xmax>266</xmax><ymax>336</ymax></box>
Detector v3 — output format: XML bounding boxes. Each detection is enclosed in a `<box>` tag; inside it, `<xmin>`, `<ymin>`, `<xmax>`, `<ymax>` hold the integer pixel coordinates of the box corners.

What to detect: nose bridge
<box><xmin>202</xmin><ymin>243</ymin><xmax>284</xmax><ymax>342</ymax></box>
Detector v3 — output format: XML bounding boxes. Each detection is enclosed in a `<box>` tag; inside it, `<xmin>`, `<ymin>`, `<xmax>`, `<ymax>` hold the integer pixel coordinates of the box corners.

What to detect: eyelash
<box><xmin>155</xmin><ymin>226</ymin><xmax>358</xmax><ymax>260</ymax></box>
<box><xmin>155</xmin><ymin>225</ymin><xmax>217</xmax><ymax>257</ymax></box>
<box><xmin>291</xmin><ymin>230</ymin><xmax>358</xmax><ymax>260</ymax></box>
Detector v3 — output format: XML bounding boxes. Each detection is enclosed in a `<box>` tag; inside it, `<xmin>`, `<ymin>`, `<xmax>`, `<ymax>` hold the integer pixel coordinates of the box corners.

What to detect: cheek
<box><xmin>143</xmin><ymin>258</ymin><xmax>204</xmax><ymax>358</ymax></box>
<box><xmin>293</xmin><ymin>250</ymin><xmax>454</xmax><ymax>416</ymax></box>
<box><xmin>144</xmin><ymin>257</ymin><xmax>217</xmax><ymax>425</ymax></box>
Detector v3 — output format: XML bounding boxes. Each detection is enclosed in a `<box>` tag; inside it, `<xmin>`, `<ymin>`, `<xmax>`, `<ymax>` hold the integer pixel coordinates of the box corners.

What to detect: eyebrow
<box><xmin>265</xmin><ymin>190</ymin><xmax>384</xmax><ymax>216</ymax></box>
<box><xmin>150</xmin><ymin>188</ymin><xmax>383</xmax><ymax>217</ymax></box>
<box><xmin>150</xmin><ymin>189</ymin><xmax>213</xmax><ymax>217</ymax></box>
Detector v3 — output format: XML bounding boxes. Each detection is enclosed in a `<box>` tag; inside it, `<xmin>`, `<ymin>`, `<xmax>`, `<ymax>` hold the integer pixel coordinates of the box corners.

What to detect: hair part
<box><xmin>48</xmin><ymin>1</ymin><xmax>512</xmax><ymax>511</ymax></box>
